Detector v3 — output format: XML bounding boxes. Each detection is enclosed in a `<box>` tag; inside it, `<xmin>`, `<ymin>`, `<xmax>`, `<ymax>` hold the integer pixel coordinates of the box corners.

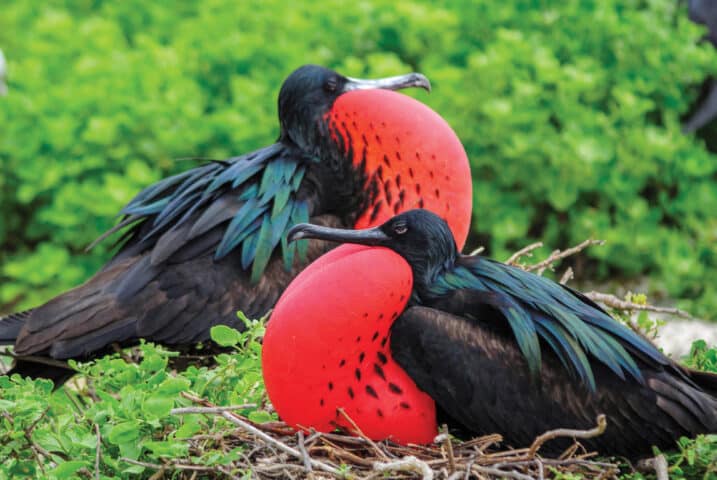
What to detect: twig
<box><xmin>535</xmin><ymin>458</ymin><xmax>544</xmax><ymax>480</ymax></box>
<box><xmin>305</xmin><ymin>431</ymin><xmax>322</xmax><ymax>444</ymax></box>
<box><xmin>441</xmin><ymin>425</ymin><xmax>456</xmax><ymax>475</ymax></box>
<box><xmin>504</xmin><ymin>458</ymin><xmax>617</xmax><ymax>469</ymax></box>
<box><xmin>472</xmin><ymin>464</ymin><xmax>535</xmax><ymax>480</ymax></box>
<box><xmin>639</xmin><ymin>454</ymin><xmax>669</xmax><ymax>480</ymax></box>
<box><xmin>219</xmin><ymin>411</ymin><xmax>341</xmax><ymax>475</ymax></box>
<box><xmin>373</xmin><ymin>456</ymin><xmax>433</xmax><ymax>480</ymax></box>
<box><xmin>94</xmin><ymin>423</ymin><xmax>101</xmax><ymax>480</ymax></box>
<box><xmin>216</xmin><ymin>465</ymin><xmax>242</xmax><ymax>479</ymax></box>
<box><xmin>62</xmin><ymin>388</ymin><xmax>86</xmax><ymax>415</ymax></box>
<box><xmin>585</xmin><ymin>291</ymin><xmax>692</xmax><ymax>318</ymax></box>
<box><xmin>310</xmin><ymin>443</ymin><xmax>374</xmax><ymax>467</ymax></box>
<box><xmin>296</xmin><ymin>431</ymin><xmax>311</xmax><ymax>472</ymax></box>
<box><xmin>526</xmin><ymin>414</ymin><xmax>607</xmax><ymax>458</ymax></box>
<box><xmin>525</xmin><ymin>239</ymin><xmax>605</xmax><ymax>275</ymax></box>
<box><xmin>506</xmin><ymin>242</ymin><xmax>543</xmax><ymax>265</ymax></box>
<box><xmin>539</xmin><ymin>458</ymin><xmax>617</xmax><ymax>469</ymax></box>
<box><xmin>121</xmin><ymin>457</ymin><xmax>212</xmax><ymax>473</ymax></box>
<box><xmin>26</xmin><ymin>407</ymin><xmax>49</xmax><ymax>436</ymax></box>
<box><xmin>337</xmin><ymin>407</ymin><xmax>387</xmax><ymax>460</ymax></box>
<box><xmin>560</xmin><ymin>267</ymin><xmax>574</xmax><ymax>285</ymax></box>
<box><xmin>13</xmin><ymin>408</ymin><xmax>61</xmax><ymax>471</ymax></box>
<box><xmin>463</xmin><ymin>453</ymin><xmax>477</xmax><ymax>480</ymax></box>
<box><xmin>171</xmin><ymin>405</ymin><xmax>256</xmax><ymax>415</ymax></box>
<box><xmin>654</xmin><ymin>454</ymin><xmax>669</xmax><ymax>480</ymax></box>
<box><xmin>179</xmin><ymin>392</ymin><xmax>340</xmax><ymax>474</ymax></box>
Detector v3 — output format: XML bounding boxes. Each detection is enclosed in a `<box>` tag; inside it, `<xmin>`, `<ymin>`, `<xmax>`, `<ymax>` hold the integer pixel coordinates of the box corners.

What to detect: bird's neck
<box><xmin>409</xmin><ymin>256</ymin><xmax>458</xmax><ymax>306</ymax></box>
<box><xmin>279</xmin><ymin>118</ymin><xmax>372</xmax><ymax>227</ymax></box>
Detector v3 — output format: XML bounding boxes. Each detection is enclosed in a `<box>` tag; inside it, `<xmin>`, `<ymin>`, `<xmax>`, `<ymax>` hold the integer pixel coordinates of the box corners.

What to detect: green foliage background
<box><xmin>1</xmin><ymin>0</ymin><xmax>717</xmax><ymax>317</ymax></box>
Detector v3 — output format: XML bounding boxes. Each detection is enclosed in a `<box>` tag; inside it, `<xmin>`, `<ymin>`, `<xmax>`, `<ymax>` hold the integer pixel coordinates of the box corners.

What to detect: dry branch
<box><xmin>525</xmin><ymin>239</ymin><xmax>605</xmax><ymax>275</ymax></box>
<box><xmin>505</xmin><ymin>241</ymin><xmax>543</xmax><ymax>265</ymax></box>
<box><xmin>585</xmin><ymin>291</ymin><xmax>692</xmax><ymax>318</ymax></box>
<box><xmin>507</xmin><ymin>237</ymin><xmax>690</xmax><ymax>322</ymax></box>
<box><xmin>171</xmin><ymin>404</ymin><xmax>256</xmax><ymax>415</ymax></box>
<box><xmin>373</xmin><ymin>456</ymin><xmax>433</xmax><ymax>479</ymax></box>
<box><xmin>526</xmin><ymin>414</ymin><xmax>607</xmax><ymax>458</ymax></box>
<box><xmin>560</xmin><ymin>266</ymin><xmax>574</xmax><ymax>285</ymax></box>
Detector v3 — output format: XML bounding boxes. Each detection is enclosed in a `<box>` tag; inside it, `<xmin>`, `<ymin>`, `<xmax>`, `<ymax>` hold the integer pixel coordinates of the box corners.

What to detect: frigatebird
<box><xmin>263</xmin><ymin>209</ymin><xmax>717</xmax><ymax>458</ymax></box>
<box><xmin>0</xmin><ymin>66</ymin><xmax>473</xmax><ymax>383</ymax></box>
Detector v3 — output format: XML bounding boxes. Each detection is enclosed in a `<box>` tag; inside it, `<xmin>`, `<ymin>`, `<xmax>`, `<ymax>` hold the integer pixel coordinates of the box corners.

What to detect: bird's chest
<box><xmin>262</xmin><ymin>245</ymin><xmax>437</xmax><ymax>444</ymax></box>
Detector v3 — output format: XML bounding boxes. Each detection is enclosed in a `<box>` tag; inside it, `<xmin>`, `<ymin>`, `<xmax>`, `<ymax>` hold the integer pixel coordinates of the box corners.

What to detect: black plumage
<box><xmin>287</xmin><ymin>209</ymin><xmax>717</xmax><ymax>457</ymax></box>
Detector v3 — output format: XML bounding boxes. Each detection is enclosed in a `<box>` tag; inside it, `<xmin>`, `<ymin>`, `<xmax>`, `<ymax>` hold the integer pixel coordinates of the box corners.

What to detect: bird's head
<box><xmin>278</xmin><ymin>65</ymin><xmax>472</xmax><ymax>252</ymax></box>
<box><xmin>277</xmin><ymin>64</ymin><xmax>430</xmax><ymax>151</ymax></box>
<box><xmin>288</xmin><ymin>209</ymin><xmax>457</xmax><ymax>294</ymax></box>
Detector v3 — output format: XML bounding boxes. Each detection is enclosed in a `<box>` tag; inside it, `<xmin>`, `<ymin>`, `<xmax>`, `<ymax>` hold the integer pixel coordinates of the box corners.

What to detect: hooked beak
<box><xmin>288</xmin><ymin>223</ymin><xmax>390</xmax><ymax>246</ymax></box>
<box><xmin>343</xmin><ymin>72</ymin><xmax>431</xmax><ymax>93</ymax></box>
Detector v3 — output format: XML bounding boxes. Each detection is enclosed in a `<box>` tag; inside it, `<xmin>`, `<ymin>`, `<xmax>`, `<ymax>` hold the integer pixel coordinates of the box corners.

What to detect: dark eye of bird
<box><xmin>394</xmin><ymin>224</ymin><xmax>408</xmax><ymax>235</ymax></box>
<box><xmin>324</xmin><ymin>77</ymin><xmax>338</xmax><ymax>93</ymax></box>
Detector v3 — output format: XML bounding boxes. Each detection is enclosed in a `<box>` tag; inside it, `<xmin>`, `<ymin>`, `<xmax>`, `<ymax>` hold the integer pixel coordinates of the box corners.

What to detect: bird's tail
<box><xmin>656</xmin><ymin>366</ymin><xmax>717</xmax><ymax>436</ymax></box>
<box><xmin>6</xmin><ymin>358</ymin><xmax>76</xmax><ymax>386</ymax></box>
<box><xmin>0</xmin><ymin>310</ymin><xmax>31</xmax><ymax>344</ymax></box>
<box><xmin>686</xmin><ymin>367</ymin><xmax>717</xmax><ymax>397</ymax></box>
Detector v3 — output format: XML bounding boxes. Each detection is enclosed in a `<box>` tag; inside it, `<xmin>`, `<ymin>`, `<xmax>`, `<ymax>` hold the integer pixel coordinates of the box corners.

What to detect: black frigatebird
<box><xmin>263</xmin><ymin>209</ymin><xmax>717</xmax><ymax>458</ymax></box>
<box><xmin>0</xmin><ymin>66</ymin><xmax>473</xmax><ymax>384</ymax></box>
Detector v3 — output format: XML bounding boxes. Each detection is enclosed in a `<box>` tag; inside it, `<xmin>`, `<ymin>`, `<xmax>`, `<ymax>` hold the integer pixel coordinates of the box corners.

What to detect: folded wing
<box><xmin>391</xmin><ymin>305</ymin><xmax>717</xmax><ymax>457</ymax></box>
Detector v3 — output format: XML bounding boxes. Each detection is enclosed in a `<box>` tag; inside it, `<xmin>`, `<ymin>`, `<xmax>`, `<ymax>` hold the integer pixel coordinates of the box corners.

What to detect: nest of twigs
<box><xmin>120</xmin><ymin>391</ymin><xmax>624</xmax><ymax>479</ymax></box>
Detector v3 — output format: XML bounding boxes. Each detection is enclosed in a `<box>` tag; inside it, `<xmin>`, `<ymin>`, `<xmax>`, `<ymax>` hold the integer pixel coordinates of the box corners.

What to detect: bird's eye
<box><xmin>324</xmin><ymin>77</ymin><xmax>338</xmax><ymax>92</ymax></box>
<box><xmin>393</xmin><ymin>224</ymin><xmax>408</xmax><ymax>235</ymax></box>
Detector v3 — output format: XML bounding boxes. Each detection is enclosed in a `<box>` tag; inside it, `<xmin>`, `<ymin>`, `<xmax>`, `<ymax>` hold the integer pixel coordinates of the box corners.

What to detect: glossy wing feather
<box><xmin>433</xmin><ymin>256</ymin><xmax>670</xmax><ymax>388</ymax></box>
<box><xmin>97</xmin><ymin>143</ymin><xmax>308</xmax><ymax>281</ymax></box>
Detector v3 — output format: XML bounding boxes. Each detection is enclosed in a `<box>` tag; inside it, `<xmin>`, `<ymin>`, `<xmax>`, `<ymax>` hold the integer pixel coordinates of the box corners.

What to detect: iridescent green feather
<box><xmin>105</xmin><ymin>143</ymin><xmax>308</xmax><ymax>283</ymax></box>
<box><xmin>430</xmin><ymin>258</ymin><xmax>667</xmax><ymax>390</ymax></box>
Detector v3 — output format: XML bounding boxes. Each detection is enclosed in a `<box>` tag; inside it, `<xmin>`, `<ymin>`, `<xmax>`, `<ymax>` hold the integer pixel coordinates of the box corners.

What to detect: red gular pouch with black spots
<box><xmin>263</xmin><ymin>244</ymin><xmax>437</xmax><ymax>444</ymax></box>
<box><xmin>326</xmin><ymin>89</ymin><xmax>472</xmax><ymax>248</ymax></box>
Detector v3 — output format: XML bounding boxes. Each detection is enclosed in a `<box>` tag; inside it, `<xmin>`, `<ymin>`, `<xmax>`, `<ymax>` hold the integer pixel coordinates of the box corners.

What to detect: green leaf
<box><xmin>211</xmin><ymin>325</ymin><xmax>242</xmax><ymax>347</ymax></box>
<box><xmin>174</xmin><ymin>415</ymin><xmax>202</xmax><ymax>439</ymax></box>
<box><xmin>142</xmin><ymin>395</ymin><xmax>174</xmax><ymax>419</ymax></box>
<box><xmin>48</xmin><ymin>461</ymin><xmax>87</xmax><ymax>478</ymax></box>
<box><xmin>247</xmin><ymin>410</ymin><xmax>273</xmax><ymax>423</ymax></box>
<box><xmin>156</xmin><ymin>377</ymin><xmax>191</xmax><ymax>395</ymax></box>
<box><xmin>107</xmin><ymin>421</ymin><xmax>141</xmax><ymax>445</ymax></box>
<box><xmin>144</xmin><ymin>440</ymin><xmax>189</xmax><ymax>457</ymax></box>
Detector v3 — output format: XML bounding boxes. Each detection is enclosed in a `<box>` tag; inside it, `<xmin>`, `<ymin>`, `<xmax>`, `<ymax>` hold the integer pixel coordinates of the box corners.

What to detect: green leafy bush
<box><xmin>1</xmin><ymin>0</ymin><xmax>716</xmax><ymax>316</ymax></box>
<box><xmin>0</xmin><ymin>317</ymin><xmax>268</xmax><ymax>479</ymax></box>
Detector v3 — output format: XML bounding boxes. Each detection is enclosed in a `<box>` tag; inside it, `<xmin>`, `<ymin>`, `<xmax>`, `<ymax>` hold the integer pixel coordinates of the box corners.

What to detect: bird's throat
<box><xmin>263</xmin><ymin>245</ymin><xmax>438</xmax><ymax>444</ymax></box>
<box><xmin>325</xmin><ymin>89</ymin><xmax>473</xmax><ymax>248</ymax></box>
